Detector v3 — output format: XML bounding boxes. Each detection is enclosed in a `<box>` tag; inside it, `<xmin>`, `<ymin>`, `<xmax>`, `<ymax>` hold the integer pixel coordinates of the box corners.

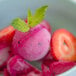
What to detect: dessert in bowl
<box><xmin>0</xmin><ymin>0</ymin><xmax>76</xmax><ymax>76</ymax></box>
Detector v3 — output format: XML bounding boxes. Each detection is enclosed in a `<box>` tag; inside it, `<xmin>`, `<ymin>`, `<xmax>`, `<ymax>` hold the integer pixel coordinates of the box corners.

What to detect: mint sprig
<box><xmin>11</xmin><ymin>5</ymin><xmax>48</xmax><ymax>32</ymax></box>
<box><xmin>28</xmin><ymin>5</ymin><xmax>48</xmax><ymax>27</ymax></box>
<box><xmin>11</xmin><ymin>18</ymin><xmax>30</xmax><ymax>32</ymax></box>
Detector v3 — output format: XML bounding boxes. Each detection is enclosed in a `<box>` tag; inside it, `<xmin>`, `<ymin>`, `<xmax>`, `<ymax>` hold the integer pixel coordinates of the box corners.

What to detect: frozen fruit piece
<box><xmin>39</xmin><ymin>51</ymin><xmax>55</xmax><ymax>62</ymax></box>
<box><xmin>41</xmin><ymin>51</ymin><xmax>56</xmax><ymax>67</ymax></box>
<box><xmin>4</xmin><ymin>69</ymin><xmax>10</xmax><ymax>76</ymax></box>
<box><xmin>42</xmin><ymin>59</ymin><xmax>55</xmax><ymax>68</ymax></box>
<box><xmin>49</xmin><ymin>61</ymin><xmax>76</xmax><ymax>75</ymax></box>
<box><xmin>12</xmin><ymin>24</ymin><xmax>51</xmax><ymax>61</ymax></box>
<box><xmin>42</xmin><ymin>57</ymin><xmax>76</xmax><ymax>75</ymax></box>
<box><xmin>41</xmin><ymin>64</ymin><xmax>55</xmax><ymax>76</ymax></box>
<box><xmin>0</xmin><ymin>45</ymin><xmax>11</xmax><ymax>69</ymax></box>
<box><xmin>51</xmin><ymin>29</ymin><xmax>76</xmax><ymax>61</ymax></box>
<box><xmin>0</xmin><ymin>25</ymin><xmax>15</xmax><ymax>46</ymax></box>
<box><xmin>42</xmin><ymin>61</ymin><xmax>76</xmax><ymax>75</ymax></box>
<box><xmin>7</xmin><ymin>55</ymin><xmax>41</xmax><ymax>76</ymax></box>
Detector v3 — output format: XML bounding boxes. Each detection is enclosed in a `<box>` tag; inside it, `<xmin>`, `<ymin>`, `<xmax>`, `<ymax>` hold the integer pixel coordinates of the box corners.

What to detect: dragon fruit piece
<box><xmin>41</xmin><ymin>64</ymin><xmax>55</xmax><ymax>76</ymax></box>
<box><xmin>4</xmin><ymin>69</ymin><xmax>10</xmax><ymax>76</ymax></box>
<box><xmin>7</xmin><ymin>55</ymin><xmax>41</xmax><ymax>76</ymax></box>
<box><xmin>49</xmin><ymin>61</ymin><xmax>76</xmax><ymax>75</ymax></box>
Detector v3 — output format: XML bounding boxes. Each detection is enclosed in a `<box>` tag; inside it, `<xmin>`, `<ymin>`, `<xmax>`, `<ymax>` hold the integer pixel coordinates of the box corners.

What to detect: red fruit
<box><xmin>0</xmin><ymin>25</ymin><xmax>15</xmax><ymax>46</ymax></box>
<box><xmin>41</xmin><ymin>64</ymin><xmax>55</xmax><ymax>76</ymax></box>
<box><xmin>7</xmin><ymin>55</ymin><xmax>41</xmax><ymax>76</ymax></box>
<box><xmin>0</xmin><ymin>26</ymin><xmax>15</xmax><ymax>69</ymax></box>
<box><xmin>39</xmin><ymin>51</ymin><xmax>55</xmax><ymax>62</ymax></box>
<box><xmin>42</xmin><ymin>59</ymin><xmax>55</xmax><ymax>68</ymax></box>
<box><xmin>4</xmin><ymin>69</ymin><xmax>10</xmax><ymax>76</ymax></box>
<box><xmin>51</xmin><ymin>29</ymin><xmax>76</xmax><ymax>61</ymax></box>
<box><xmin>49</xmin><ymin>61</ymin><xmax>76</xmax><ymax>75</ymax></box>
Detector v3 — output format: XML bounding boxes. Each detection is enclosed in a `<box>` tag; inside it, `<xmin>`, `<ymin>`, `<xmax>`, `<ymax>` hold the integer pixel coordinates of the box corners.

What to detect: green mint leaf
<box><xmin>11</xmin><ymin>18</ymin><xmax>30</xmax><ymax>32</ymax></box>
<box><xmin>28</xmin><ymin>9</ymin><xmax>32</xmax><ymax>25</ymax></box>
<box><xmin>28</xmin><ymin>5</ymin><xmax>48</xmax><ymax>27</ymax></box>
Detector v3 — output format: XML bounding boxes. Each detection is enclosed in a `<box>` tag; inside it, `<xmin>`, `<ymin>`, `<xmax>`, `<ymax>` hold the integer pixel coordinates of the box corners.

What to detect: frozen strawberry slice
<box><xmin>7</xmin><ymin>55</ymin><xmax>41</xmax><ymax>76</ymax></box>
<box><xmin>0</xmin><ymin>26</ymin><xmax>15</xmax><ymax>69</ymax></box>
<box><xmin>0</xmin><ymin>25</ymin><xmax>15</xmax><ymax>46</ymax></box>
<box><xmin>51</xmin><ymin>29</ymin><xmax>76</xmax><ymax>61</ymax></box>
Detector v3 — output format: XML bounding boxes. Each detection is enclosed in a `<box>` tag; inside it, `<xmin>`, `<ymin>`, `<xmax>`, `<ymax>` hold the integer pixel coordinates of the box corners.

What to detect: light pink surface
<box><xmin>40</xmin><ymin>20</ymin><xmax>51</xmax><ymax>33</ymax></box>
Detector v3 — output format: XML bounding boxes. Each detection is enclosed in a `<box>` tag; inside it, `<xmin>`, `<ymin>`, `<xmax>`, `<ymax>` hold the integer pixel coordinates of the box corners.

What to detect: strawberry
<box><xmin>51</xmin><ymin>29</ymin><xmax>76</xmax><ymax>61</ymax></box>
<box><xmin>0</xmin><ymin>26</ymin><xmax>15</xmax><ymax>69</ymax></box>
<box><xmin>0</xmin><ymin>25</ymin><xmax>15</xmax><ymax>46</ymax></box>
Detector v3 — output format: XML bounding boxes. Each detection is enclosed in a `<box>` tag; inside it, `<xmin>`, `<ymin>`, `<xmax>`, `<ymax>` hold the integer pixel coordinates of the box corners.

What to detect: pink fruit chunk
<box><xmin>0</xmin><ymin>45</ymin><xmax>10</xmax><ymax>69</ymax></box>
<box><xmin>49</xmin><ymin>61</ymin><xmax>76</xmax><ymax>75</ymax></box>
<box><xmin>12</xmin><ymin>24</ymin><xmax>51</xmax><ymax>61</ymax></box>
<box><xmin>39</xmin><ymin>51</ymin><xmax>55</xmax><ymax>62</ymax></box>
<box><xmin>4</xmin><ymin>69</ymin><xmax>10</xmax><ymax>76</ymax></box>
<box><xmin>41</xmin><ymin>64</ymin><xmax>55</xmax><ymax>76</ymax></box>
<box><xmin>7</xmin><ymin>55</ymin><xmax>42</xmax><ymax>76</ymax></box>
<box><xmin>42</xmin><ymin>59</ymin><xmax>55</xmax><ymax>68</ymax></box>
<box><xmin>42</xmin><ymin>60</ymin><xmax>76</xmax><ymax>75</ymax></box>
